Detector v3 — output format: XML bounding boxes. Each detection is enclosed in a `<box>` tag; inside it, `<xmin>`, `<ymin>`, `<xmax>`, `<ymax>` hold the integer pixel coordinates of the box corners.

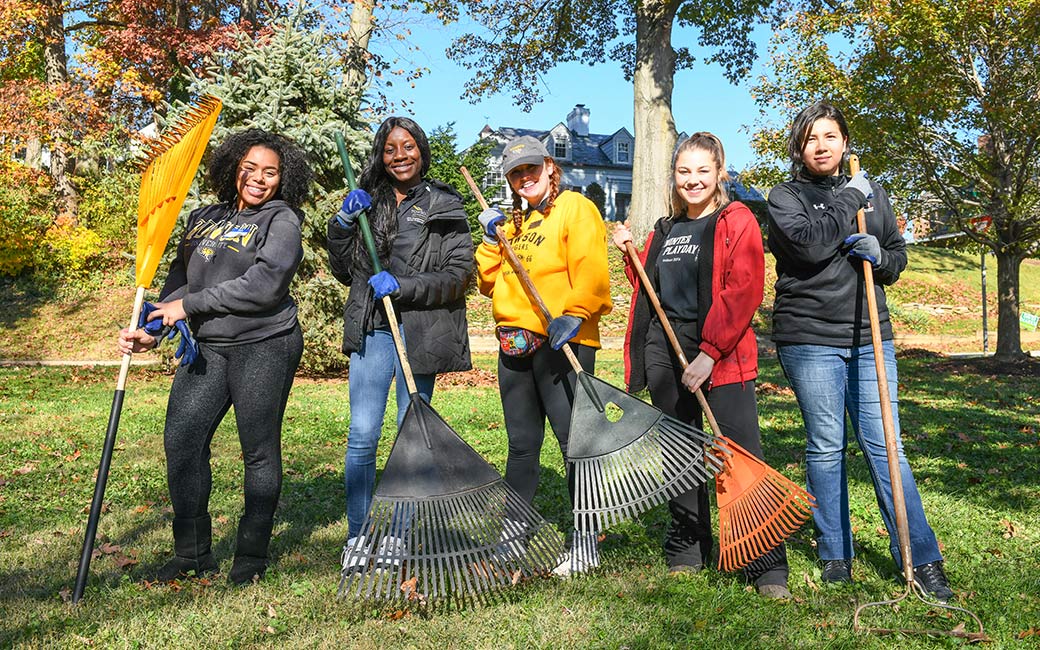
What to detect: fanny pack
<box><xmin>496</xmin><ymin>326</ymin><xmax>546</xmax><ymax>357</ymax></box>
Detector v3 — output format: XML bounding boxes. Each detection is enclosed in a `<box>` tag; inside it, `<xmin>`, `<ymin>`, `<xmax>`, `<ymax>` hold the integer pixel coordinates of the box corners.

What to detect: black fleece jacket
<box><xmin>160</xmin><ymin>200</ymin><xmax>304</xmax><ymax>345</ymax></box>
<box><xmin>767</xmin><ymin>173</ymin><xmax>906</xmax><ymax>347</ymax></box>
<box><xmin>326</xmin><ymin>179</ymin><xmax>474</xmax><ymax>375</ymax></box>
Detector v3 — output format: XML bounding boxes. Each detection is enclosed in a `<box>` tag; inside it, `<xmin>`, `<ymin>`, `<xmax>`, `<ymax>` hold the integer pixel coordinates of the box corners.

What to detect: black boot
<box><xmin>228</xmin><ymin>516</ymin><xmax>274</xmax><ymax>585</ymax></box>
<box><xmin>155</xmin><ymin>516</ymin><xmax>218</xmax><ymax>581</ymax></box>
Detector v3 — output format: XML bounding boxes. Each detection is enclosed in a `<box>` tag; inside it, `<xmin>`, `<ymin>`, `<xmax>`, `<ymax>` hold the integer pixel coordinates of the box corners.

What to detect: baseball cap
<box><xmin>502</xmin><ymin>136</ymin><xmax>550</xmax><ymax>175</ymax></box>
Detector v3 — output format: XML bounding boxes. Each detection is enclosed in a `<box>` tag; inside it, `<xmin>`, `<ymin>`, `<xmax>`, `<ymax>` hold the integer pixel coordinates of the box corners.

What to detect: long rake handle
<box><xmin>849</xmin><ymin>155</ymin><xmax>912</xmax><ymax>587</ymax></box>
<box><xmin>459</xmin><ymin>165</ymin><xmax>583</xmax><ymax>374</ymax></box>
<box><xmin>73</xmin><ymin>285</ymin><xmax>146</xmax><ymax>603</ymax></box>
<box><xmin>621</xmin><ymin>242</ymin><xmax>726</xmax><ymax>436</ymax></box>
<box><xmin>336</xmin><ymin>134</ymin><xmax>418</xmax><ymax>397</ymax></box>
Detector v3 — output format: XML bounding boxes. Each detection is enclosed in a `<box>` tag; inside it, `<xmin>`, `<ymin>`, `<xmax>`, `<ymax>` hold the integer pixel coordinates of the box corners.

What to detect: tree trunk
<box><xmin>24</xmin><ymin>139</ymin><xmax>43</xmax><ymax>169</ymax></box>
<box><xmin>343</xmin><ymin>0</ymin><xmax>375</xmax><ymax>100</ymax></box>
<box><xmin>629</xmin><ymin>0</ymin><xmax>680</xmax><ymax>241</ymax></box>
<box><xmin>994</xmin><ymin>249</ymin><xmax>1025</xmax><ymax>360</ymax></box>
<box><xmin>41</xmin><ymin>0</ymin><xmax>77</xmax><ymax>218</ymax></box>
<box><xmin>240</xmin><ymin>0</ymin><xmax>258</xmax><ymax>31</ymax></box>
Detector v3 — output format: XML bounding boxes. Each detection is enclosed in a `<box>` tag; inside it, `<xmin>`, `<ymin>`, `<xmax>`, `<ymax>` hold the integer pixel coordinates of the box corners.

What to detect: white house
<box><xmin>478</xmin><ymin>104</ymin><xmax>765</xmax><ymax>222</ymax></box>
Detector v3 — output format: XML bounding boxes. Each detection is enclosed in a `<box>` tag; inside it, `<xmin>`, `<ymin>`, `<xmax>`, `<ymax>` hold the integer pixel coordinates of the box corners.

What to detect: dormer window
<box><xmin>554</xmin><ymin>137</ymin><xmax>568</xmax><ymax>159</ymax></box>
<box><xmin>616</xmin><ymin>141</ymin><xmax>630</xmax><ymax>163</ymax></box>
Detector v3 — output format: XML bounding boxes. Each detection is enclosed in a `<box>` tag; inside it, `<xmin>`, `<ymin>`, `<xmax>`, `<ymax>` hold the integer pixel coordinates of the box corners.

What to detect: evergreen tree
<box><xmin>425</xmin><ymin>123</ymin><xmax>496</xmax><ymax>246</ymax></box>
<box><xmin>168</xmin><ymin>0</ymin><xmax>373</xmax><ymax>372</ymax></box>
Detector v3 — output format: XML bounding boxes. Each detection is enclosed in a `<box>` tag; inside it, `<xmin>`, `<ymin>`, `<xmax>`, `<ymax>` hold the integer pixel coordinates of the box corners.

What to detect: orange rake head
<box><xmin>715</xmin><ymin>438</ymin><xmax>815</xmax><ymax>572</ymax></box>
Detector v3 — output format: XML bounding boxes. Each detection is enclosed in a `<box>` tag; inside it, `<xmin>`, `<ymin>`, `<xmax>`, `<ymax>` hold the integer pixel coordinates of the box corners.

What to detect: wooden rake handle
<box><xmin>620</xmin><ymin>241</ymin><xmax>725</xmax><ymax>437</ymax></box>
<box><xmin>849</xmin><ymin>154</ymin><xmax>913</xmax><ymax>584</ymax></box>
<box><xmin>460</xmin><ymin>165</ymin><xmax>585</xmax><ymax>375</ymax></box>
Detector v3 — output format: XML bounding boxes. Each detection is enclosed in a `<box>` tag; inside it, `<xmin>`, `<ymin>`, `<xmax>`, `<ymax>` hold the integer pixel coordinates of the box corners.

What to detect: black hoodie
<box><xmin>767</xmin><ymin>173</ymin><xmax>906</xmax><ymax>347</ymax></box>
<box><xmin>159</xmin><ymin>199</ymin><xmax>304</xmax><ymax>345</ymax></box>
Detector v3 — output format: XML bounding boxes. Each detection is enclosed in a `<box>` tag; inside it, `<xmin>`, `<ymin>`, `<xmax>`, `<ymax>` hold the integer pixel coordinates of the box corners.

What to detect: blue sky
<box><xmin>373</xmin><ymin>18</ymin><xmax>783</xmax><ymax>171</ymax></box>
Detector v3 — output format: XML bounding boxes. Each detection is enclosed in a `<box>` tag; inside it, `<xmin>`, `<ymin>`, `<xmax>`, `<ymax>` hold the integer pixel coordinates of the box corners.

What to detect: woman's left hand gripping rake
<box><xmin>460</xmin><ymin>167</ymin><xmax>730</xmax><ymax>548</ymax></box>
<box><xmin>334</xmin><ymin>137</ymin><xmax>564</xmax><ymax>608</ymax></box>
<box><xmin>72</xmin><ymin>96</ymin><xmax>222</xmax><ymax>604</ymax></box>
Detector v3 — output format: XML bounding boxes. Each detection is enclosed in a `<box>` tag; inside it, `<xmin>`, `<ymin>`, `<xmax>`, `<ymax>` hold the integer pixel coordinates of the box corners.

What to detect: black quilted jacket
<box><xmin>326</xmin><ymin>180</ymin><xmax>474</xmax><ymax>375</ymax></box>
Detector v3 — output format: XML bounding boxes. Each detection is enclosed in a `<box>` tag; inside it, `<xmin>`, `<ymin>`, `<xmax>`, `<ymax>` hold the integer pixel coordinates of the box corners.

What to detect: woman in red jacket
<box><xmin>612</xmin><ymin>132</ymin><xmax>789</xmax><ymax>598</ymax></box>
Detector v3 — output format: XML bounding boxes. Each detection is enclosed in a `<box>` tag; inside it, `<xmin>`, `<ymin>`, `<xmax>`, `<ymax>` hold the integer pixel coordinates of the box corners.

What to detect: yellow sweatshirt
<box><xmin>476</xmin><ymin>191</ymin><xmax>612</xmax><ymax>348</ymax></box>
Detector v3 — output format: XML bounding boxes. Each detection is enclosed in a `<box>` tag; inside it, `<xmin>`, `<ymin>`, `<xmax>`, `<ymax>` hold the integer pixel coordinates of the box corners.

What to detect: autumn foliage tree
<box><xmin>753</xmin><ymin>0</ymin><xmax>1040</xmax><ymax>360</ymax></box>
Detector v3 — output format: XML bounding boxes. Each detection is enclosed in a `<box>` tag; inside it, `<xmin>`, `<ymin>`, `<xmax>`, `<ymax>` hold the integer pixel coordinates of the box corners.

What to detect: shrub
<box><xmin>0</xmin><ymin>160</ymin><xmax>56</xmax><ymax>276</ymax></box>
<box><xmin>35</xmin><ymin>216</ymin><xmax>106</xmax><ymax>283</ymax></box>
<box><xmin>77</xmin><ymin>167</ymin><xmax>138</xmax><ymax>251</ymax></box>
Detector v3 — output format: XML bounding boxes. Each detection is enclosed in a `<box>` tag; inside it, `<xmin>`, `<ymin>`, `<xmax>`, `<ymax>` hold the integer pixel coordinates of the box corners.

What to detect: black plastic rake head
<box><xmin>338</xmin><ymin>398</ymin><xmax>565</xmax><ymax>607</ymax></box>
<box><xmin>568</xmin><ymin>372</ymin><xmax>730</xmax><ymax>533</ymax></box>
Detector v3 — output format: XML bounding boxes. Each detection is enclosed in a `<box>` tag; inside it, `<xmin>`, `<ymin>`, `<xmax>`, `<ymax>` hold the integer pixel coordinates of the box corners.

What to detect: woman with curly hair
<box><xmin>326</xmin><ymin>117</ymin><xmax>473</xmax><ymax>568</ymax></box>
<box><xmin>118</xmin><ymin>128</ymin><xmax>312</xmax><ymax>585</ymax></box>
<box><xmin>476</xmin><ymin>135</ymin><xmax>611</xmax><ymax>576</ymax></box>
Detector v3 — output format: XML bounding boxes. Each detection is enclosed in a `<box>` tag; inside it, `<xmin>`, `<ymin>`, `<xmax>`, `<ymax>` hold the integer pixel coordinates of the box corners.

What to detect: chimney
<box><xmin>567</xmin><ymin>104</ymin><xmax>590</xmax><ymax>137</ymax></box>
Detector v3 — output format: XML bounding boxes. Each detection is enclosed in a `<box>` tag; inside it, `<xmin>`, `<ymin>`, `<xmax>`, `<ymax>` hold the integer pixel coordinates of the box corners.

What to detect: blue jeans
<box><xmin>345</xmin><ymin>328</ymin><xmax>434</xmax><ymax>538</ymax></box>
<box><xmin>777</xmin><ymin>341</ymin><xmax>942</xmax><ymax>569</ymax></box>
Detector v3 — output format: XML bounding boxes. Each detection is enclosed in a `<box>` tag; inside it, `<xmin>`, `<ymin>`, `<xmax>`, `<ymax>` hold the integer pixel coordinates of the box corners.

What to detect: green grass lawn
<box><xmin>1</xmin><ymin>353</ymin><xmax>1038</xmax><ymax>648</ymax></box>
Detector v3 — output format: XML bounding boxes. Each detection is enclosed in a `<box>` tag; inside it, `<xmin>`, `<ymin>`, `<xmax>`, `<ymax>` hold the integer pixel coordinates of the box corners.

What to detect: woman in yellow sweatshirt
<box><xmin>476</xmin><ymin>135</ymin><xmax>612</xmax><ymax>576</ymax></box>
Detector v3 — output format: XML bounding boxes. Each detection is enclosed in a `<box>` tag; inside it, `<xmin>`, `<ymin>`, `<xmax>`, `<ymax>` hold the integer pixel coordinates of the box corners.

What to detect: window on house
<box><xmin>485</xmin><ymin>168</ymin><xmax>507</xmax><ymax>202</ymax></box>
<box><xmin>617</xmin><ymin>141</ymin><xmax>630</xmax><ymax>163</ymax></box>
<box><xmin>554</xmin><ymin>138</ymin><xmax>568</xmax><ymax>159</ymax></box>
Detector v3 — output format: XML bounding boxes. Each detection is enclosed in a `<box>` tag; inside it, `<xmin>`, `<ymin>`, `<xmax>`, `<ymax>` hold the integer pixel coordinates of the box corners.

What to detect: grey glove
<box><xmin>843</xmin><ymin>233</ymin><xmax>881</xmax><ymax>267</ymax></box>
<box><xmin>846</xmin><ymin>171</ymin><xmax>873</xmax><ymax>202</ymax></box>
<box><xmin>478</xmin><ymin>208</ymin><xmax>507</xmax><ymax>245</ymax></box>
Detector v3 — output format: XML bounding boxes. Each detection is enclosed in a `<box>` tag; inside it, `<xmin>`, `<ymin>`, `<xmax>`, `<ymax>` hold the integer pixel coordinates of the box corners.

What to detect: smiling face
<box><xmin>673</xmin><ymin>148</ymin><xmax>720</xmax><ymax>218</ymax></box>
<box><xmin>235</xmin><ymin>146</ymin><xmax>281</xmax><ymax>210</ymax></box>
<box><xmin>382</xmin><ymin>126</ymin><xmax>423</xmax><ymax>193</ymax></box>
<box><xmin>800</xmin><ymin>117</ymin><xmax>847</xmax><ymax>177</ymax></box>
<box><xmin>506</xmin><ymin>159</ymin><xmax>554</xmax><ymax>206</ymax></box>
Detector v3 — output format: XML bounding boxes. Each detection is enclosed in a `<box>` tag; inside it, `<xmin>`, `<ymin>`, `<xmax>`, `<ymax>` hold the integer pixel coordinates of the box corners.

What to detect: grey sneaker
<box><xmin>757</xmin><ymin>583</ymin><xmax>793</xmax><ymax>600</ymax></box>
<box><xmin>821</xmin><ymin>559</ymin><xmax>853</xmax><ymax>583</ymax></box>
<box><xmin>340</xmin><ymin>535</ymin><xmax>369</xmax><ymax>574</ymax></box>
<box><xmin>552</xmin><ymin>531</ymin><xmax>599</xmax><ymax>578</ymax></box>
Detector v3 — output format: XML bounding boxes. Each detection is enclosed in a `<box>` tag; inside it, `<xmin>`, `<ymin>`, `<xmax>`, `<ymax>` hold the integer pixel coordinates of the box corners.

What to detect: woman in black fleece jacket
<box><xmin>118</xmin><ymin>129</ymin><xmax>312</xmax><ymax>585</ymax></box>
<box><xmin>767</xmin><ymin>102</ymin><xmax>952</xmax><ymax>602</ymax></box>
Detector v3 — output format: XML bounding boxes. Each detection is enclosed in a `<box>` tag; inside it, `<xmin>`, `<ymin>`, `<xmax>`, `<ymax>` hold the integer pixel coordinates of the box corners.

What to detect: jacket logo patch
<box><xmin>198</xmin><ymin>246</ymin><xmax>216</xmax><ymax>262</ymax></box>
<box><xmin>813</xmin><ymin>202</ymin><xmax>827</xmax><ymax>210</ymax></box>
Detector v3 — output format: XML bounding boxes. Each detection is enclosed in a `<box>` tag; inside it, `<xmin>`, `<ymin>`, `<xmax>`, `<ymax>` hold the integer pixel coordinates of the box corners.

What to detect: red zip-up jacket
<box><xmin>622</xmin><ymin>201</ymin><xmax>765</xmax><ymax>392</ymax></box>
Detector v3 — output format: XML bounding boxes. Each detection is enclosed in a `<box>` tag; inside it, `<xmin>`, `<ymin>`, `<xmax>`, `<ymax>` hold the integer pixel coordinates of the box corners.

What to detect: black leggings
<box><xmin>163</xmin><ymin>325</ymin><xmax>303</xmax><ymax>523</ymax></box>
<box><xmin>645</xmin><ymin>319</ymin><xmax>787</xmax><ymax>583</ymax></box>
<box><xmin>498</xmin><ymin>343</ymin><xmax>596</xmax><ymax>509</ymax></box>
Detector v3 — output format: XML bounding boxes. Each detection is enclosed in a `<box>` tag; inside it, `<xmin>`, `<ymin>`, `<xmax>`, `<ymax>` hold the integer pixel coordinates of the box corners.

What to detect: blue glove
<box><xmin>368</xmin><ymin>270</ymin><xmax>400</xmax><ymax>299</ymax></box>
<box><xmin>547</xmin><ymin>315</ymin><xmax>583</xmax><ymax>350</ymax></box>
<box><xmin>335</xmin><ymin>189</ymin><xmax>372</xmax><ymax>228</ymax></box>
<box><xmin>478</xmin><ymin>207</ymin><xmax>507</xmax><ymax>245</ymax></box>
<box><xmin>172</xmin><ymin>320</ymin><xmax>199</xmax><ymax>367</ymax></box>
<box><xmin>138</xmin><ymin>301</ymin><xmax>165</xmax><ymax>337</ymax></box>
<box><xmin>843</xmin><ymin>233</ymin><xmax>881</xmax><ymax>267</ymax></box>
<box><xmin>846</xmin><ymin>171</ymin><xmax>873</xmax><ymax>202</ymax></box>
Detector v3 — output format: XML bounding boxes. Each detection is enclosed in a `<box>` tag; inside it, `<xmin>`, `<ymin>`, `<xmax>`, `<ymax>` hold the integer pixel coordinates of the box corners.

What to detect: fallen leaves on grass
<box><xmin>400</xmin><ymin>576</ymin><xmax>427</xmax><ymax>605</ymax></box>
<box><xmin>999</xmin><ymin>519</ymin><xmax>1019</xmax><ymax>538</ymax></box>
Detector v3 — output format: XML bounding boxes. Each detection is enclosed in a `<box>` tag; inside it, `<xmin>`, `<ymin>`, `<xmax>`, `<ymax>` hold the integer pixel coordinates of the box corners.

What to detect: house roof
<box><xmin>485</xmin><ymin>126</ymin><xmax>633</xmax><ymax>169</ymax></box>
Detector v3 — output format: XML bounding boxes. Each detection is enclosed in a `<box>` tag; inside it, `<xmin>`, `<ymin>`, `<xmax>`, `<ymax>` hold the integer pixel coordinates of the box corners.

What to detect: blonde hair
<box><xmin>670</xmin><ymin>132</ymin><xmax>730</xmax><ymax>218</ymax></box>
<box><xmin>510</xmin><ymin>157</ymin><xmax>561</xmax><ymax>235</ymax></box>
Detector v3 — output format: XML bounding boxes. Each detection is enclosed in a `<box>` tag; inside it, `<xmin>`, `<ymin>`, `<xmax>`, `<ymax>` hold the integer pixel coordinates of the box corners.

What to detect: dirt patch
<box><xmin>438</xmin><ymin>368</ymin><xmax>498</xmax><ymax>388</ymax></box>
<box><xmin>925</xmin><ymin>356</ymin><xmax>1040</xmax><ymax>377</ymax></box>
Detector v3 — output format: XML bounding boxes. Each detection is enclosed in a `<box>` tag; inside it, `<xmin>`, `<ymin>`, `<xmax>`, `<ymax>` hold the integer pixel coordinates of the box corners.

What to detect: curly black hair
<box><xmin>350</xmin><ymin>116</ymin><xmax>431</xmax><ymax>271</ymax></box>
<box><xmin>209</xmin><ymin>129</ymin><xmax>313</xmax><ymax>208</ymax></box>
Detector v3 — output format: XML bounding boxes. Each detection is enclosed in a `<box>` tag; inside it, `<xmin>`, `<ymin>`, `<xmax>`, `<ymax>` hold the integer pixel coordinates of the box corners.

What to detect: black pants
<box><xmin>498</xmin><ymin>343</ymin><xmax>596</xmax><ymax>510</ymax></box>
<box><xmin>163</xmin><ymin>325</ymin><xmax>303</xmax><ymax>523</ymax></box>
<box><xmin>645</xmin><ymin>319</ymin><xmax>788</xmax><ymax>584</ymax></box>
